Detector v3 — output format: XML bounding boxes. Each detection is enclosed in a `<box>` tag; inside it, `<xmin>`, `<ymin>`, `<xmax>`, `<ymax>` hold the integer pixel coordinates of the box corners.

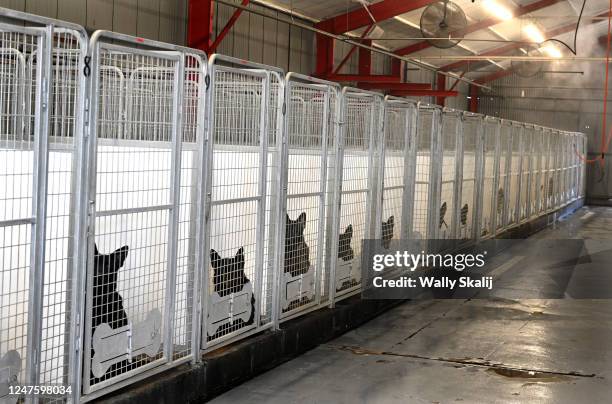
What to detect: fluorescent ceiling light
<box><xmin>541</xmin><ymin>45</ymin><xmax>562</xmax><ymax>58</ymax></box>
<box><xmin>483</xmin><ymin>0</ymin><xmax>513</xmax><ymax>21</ymax></box>
<box><xmin>523</xmin><ymin>24</ymin><xmax>545</xmax><ymax>43</ymax></box>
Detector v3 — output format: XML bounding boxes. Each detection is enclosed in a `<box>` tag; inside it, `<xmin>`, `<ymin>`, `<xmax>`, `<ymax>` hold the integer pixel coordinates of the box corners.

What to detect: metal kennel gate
<box><xmin>201</xmin><ymin>55</ymin><xmax>283</xmax><ymax>349</ymax></box>
<box><xmin>0</xmin><ymin>9</ymin><xmax>88</xmax><ymax>404</ymax></box>
<box><xmin>518</xmin><ymin>123</ymin><xmax>531</xmax><ymax>222</ymax></box>
<box><xmin>458</xmin><ymin>113</ymin><xmax>481</xmax><ymax>243</ymax></box>
<box><xmin>437</xmin><ymin>109</ymin><xmax>461</xmax><ymax>243</ymax></box>
<box><xmin>328</xmin><ymin>88</ymin><xmax>382</xmax><ymax>302</ymax></box>
<box><xmin>506</xmin><ymin>122</ymin><xmax>522</xmax><ymax>227</ymax></box>
<box><xmin>276</xmin><ymin>73</ymin><xmax>339</xmax><ymax>320</ymax></box>
<box><xmin>480</xmin><ymin>117</ymin><xmax>500</xmax><ymax>239</ymax></box>
<box><xmin>496</xmin><ymin>120</ymin><xmax>513</xmax><ymax>234</ymax></box>
<box><xmin>412</xmin><ymin>105</ymin><xmax>441</xmax><ymax>241</ymax></box>
<box><xmin>79</xmin><ymin>31</ymin><xmax>205</xmax><ymax>397</ymax></box>
<box><xmin>526</xmin><ymin>124</ymin><xmax>540</xmax><ymax>219</ymax></box>
<box><xmin>375</xmin><ymin>97</ymin><xmax>417</xmax><ymax>244</ymax></box>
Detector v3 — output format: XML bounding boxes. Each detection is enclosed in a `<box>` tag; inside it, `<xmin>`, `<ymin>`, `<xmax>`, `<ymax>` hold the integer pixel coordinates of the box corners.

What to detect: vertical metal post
<box><xmin>26</xmin><ymin>25</ymin><xmax>52</xmax><ymax>395</ymax></box>
<box><xmin>163</xmin><ymin>56</ymin><xmax>185</xmax><ymax>362</ymax></box>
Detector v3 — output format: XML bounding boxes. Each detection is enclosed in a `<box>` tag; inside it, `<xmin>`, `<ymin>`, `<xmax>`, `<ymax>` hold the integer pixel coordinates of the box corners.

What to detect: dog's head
<box><xmin>382</xmin><ymin>216</ymin><xmax>394</xmax><ymax>249</ymax></box>
<box><xmin>93</xmin><ymin>244</ymin><xmax>129</xmax><ymax>294</ymax></box>
<box><xmin>338</xmin><ymin>225</ymin><xmax>354</xmax><ymax>261</ymax></box>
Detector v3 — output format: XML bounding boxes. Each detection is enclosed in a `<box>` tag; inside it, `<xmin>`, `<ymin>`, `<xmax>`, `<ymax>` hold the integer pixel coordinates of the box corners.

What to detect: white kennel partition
<box><xmin>496</xmin><ymin>120</ymin><xmax>513</xmax><ymax>234</ymax></box>
<box><xmin>328</xmin><ymin>88</ymin><xmax>382</xmax><ymax>302</ymax></box>
<box><xmin>0</xmin><ymin>9</ymin><xmax>88</xmax><ymax>403</ymax></box>
<box><xmin>201</xmin><ymin>55</ymin><xmax>283</xmax><ymax>349</ymax></box>
<box><xmin>535</xmin><ymin>126</ymin><xmax>548</xmax><ymax>216</ymax></box>
<box><xmin>506</xmin><ymin>122</ymin><xmax>522</xmax><ymax>227</ymax></box>
<box><xmin>458</xmin><ymin>113</ymin><xmax>481</xmax><ymax>244</ymax></box>
<box><xmin>540</xmin><ymin>127</ymin><xmax>553</xmax><ymax>215</ymax></box>
<box><xmin>376</xmin><ymin>97</ymin><xmax>418</xmax><ymax>244</ymax></box>
<box><xmin>437</xmin><ymin>109</ymin><xmax>461</xmax><ymax>244</ymax></box>
<box><xmin>276</xmin><ymin>73</ymin><xmax>339</xmax><ymax>320</ymax></box>
<box><xmin>526</xmin><ymin>124</ymin><xmax>540</xmax><ymax>219</ymax></box>
<box><xmin>412</xmin><ymin>105</ymin><xmax>441</xmax><ymax>242</ymax></box>
<box><xmin>479</xmin><ymin>117</ymin><xmax>500</xmax><ymax>239</ymax></box>
<box><xmin>561</xmin><ymin>132</ymin><xmax>571</xmax><ymax>206</ymax></box>
<box><xmin>518</xmin><ymin>123</ymin><xmax>531</xmax><ymax>222</ymax></box>
<box><xmin>79</xmin><ymin>31</ymin><xmax>206</xmax><ymax>397</ymax></box>
<box><xmin>546</xmin><ymin>130</ymin><xmax>559</xmax><ymax>211</ymax></box>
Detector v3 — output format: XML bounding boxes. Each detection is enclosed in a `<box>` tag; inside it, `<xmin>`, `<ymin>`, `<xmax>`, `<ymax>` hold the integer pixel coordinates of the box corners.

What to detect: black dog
<box><xmin>381</xmin><ymin>216</ymin><xmax>394</xmax><ymax>249</ymax></box>
<box><xmin>91</xmin><ymin>244</ymin><xmax>130</xmax><ymax>382</ymax></box>
<box><xmin>338</xmin><ymin>225</ymin><xmax>354</xmax><ymax>261</ymax></box>
<box><xmin>284</xmin><ymin>212</ymin><xmax>311</xmax><ymax>276</ymax></box>
<box><xmin>210</xmin><ymin>248</ymin><xmax>255</xmax><ymax>327</ymax></box>
<box><xmin>92</xmin><ymin>244</ymin><xmax>129</xmax><ymax>332</ymax></box>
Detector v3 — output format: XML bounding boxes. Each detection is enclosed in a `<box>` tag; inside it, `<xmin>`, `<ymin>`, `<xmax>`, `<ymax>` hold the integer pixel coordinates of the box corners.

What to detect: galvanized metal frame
<box><xmin>458</xmin><ymin>112</ymin><xmax>483</xmax><ymax>245</ymax></box>
<box><xmin>78</xmin><ymin>30</ymin><xmax>206</xmax><ymax>400</ymax></box>
<box><xmin>380</xmin><ymin>96</ymin><xmax>418</xmax><ymax>242</ymax></box>
<box><xmin>438</xmin><ymin>108</ymin><xmax>462</xmax><ymax>246</ymax></box>
<box><xmin>200</xmin><ymin>54</ymin><xmax>284</xmax><ymax>349</ymax></box>
<box><xmin>480</xmin><ymin>116</ymin><xmax>501</xmax><ymax>239</ymax></box>
<box><xmin>0</xmin><ymin>8</ymin><xmax>90</xmax><ymax>404</ymax></box>
<box><xmin>328</xmin><ymin>87</ymin><xmax>383</xmax><ymax>304</ymax></box>
<box><xmin>496</xmin><ymin>120</ymin><xmax>513</xmax><ymax>234</ymax></box>
<box><xmin>276</xmin><ymin>73</ymin><xmax>340</xmax><ymax>321</ymax></box>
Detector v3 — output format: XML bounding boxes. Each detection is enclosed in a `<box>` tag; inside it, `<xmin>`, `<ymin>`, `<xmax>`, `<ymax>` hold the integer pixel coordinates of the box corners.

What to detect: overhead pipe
<box><xmin>213</xmin><ymin>0</ymin><xmax>492</xmax><ymax>90</ymax></box>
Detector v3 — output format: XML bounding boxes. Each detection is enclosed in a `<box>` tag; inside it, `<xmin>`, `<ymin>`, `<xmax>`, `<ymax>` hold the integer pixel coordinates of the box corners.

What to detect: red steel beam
<box><xmin>436</xmin><ymin>73</ymin><xmax>446</xmax><ymax>106</ymax></box>
<box><xmin>322</xmin><ymin>74</ymin><xmax>403</xmax><ymax>83</ymax></box>
<box><xmin>333</xmin><ymin>24</ymin><xmax>374</xmax><ymax>75</ymax></box>
<box><xmin>469</xmin><ymin>85</ymin><xmax>479</xmax><ymax>112</ymax></box>
<box><xmin>395</xmin><ymin>0</ymin><xmax>563</xmax><ymax>56</ymax></box>
<box><xmin>357</xmin><ymin>82</ymin><xmax>432</xmax><ymax>90</ymax></box>
<box><xmin>359</xmin><ymin>39</ymin><xmax>373</xmax><ymax>75</ymax></box>
<box><xmin>390</xmin><ymin>90</ymin><xmax>458</xmax><ymax>97</ymax></box>
<box><xmin>188</xmin><ymin>0</ymin><xmax>215</xmax><ymax>51</ymax></box>
<box><xmin>209</xmin><ymin>0</ymin><xmax>250</xmax><ymax>53</ymax></box>
<box><xmin>315</xmin><ymin>0</ymin><xmax>435</xmax><ymax>35</ymax></box>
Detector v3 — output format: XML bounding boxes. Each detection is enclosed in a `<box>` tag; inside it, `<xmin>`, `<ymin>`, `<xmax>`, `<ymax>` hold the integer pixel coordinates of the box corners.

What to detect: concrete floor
<box><xmin>211</xmin><ymin>206</ymin><xmax>612</xmax><ymax>404</ymax></box>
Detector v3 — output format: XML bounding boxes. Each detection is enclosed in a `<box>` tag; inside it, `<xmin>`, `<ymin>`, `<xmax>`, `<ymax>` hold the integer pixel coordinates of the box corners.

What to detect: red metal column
<box><xmin>359</xmin><ymin>39</ymin><xmax>372</xmax><ymax>76</ymax></box>
<box><xmin>469</xmin><ymin>85</ymin><xmax>479</xmax><ymax>113</ymax></box>
<box><xmin>436</xmin><ymin>74</ymin><xmax>446</xmax><ymax>106</ymax></box>
<box><xmin>188</xmin><ymin>0</ymin><xmax>215</xmax><ymax>51</ymax></box>
<box><xmin>315</xmin><ymin>20</ymin><xmax>335</xmax><ymax>76</ymax></box>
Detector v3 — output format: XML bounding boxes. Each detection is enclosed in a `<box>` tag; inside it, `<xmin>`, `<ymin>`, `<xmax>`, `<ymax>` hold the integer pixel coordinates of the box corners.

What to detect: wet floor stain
<box><xmin>487</xmin><ymin>367</ymin><xmax>574</xmax><ymax>382</ymax></box>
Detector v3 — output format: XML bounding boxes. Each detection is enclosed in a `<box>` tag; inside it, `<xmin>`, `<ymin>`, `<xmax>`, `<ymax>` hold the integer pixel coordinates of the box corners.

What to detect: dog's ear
<box><xmin>387</xmin><ymin>216</ymin><xmax>394</xmax><ymax>225</ymax></box>
<box><xmin>235</xmin><ymin>247</ymin><xmax>245</xmax><ymax>262</ymax></box>
<box><xmin>345</xmin><ymin>224</ymin><xmax>353</xmax><ymax>237</ymax></box>
<box><xmin>111</xmin><ymin>245</ymin><xmax>129</xmax><ymax>270</ymax></box>
<box><xmin>210</xmin><ymin>249</ymin><xmax>221</xmax><ymax>267</ymax></box>
<box><xmin>94</xmin><ymin>243</ymin><xmax>99</xmax><ymax>257</ymax></box>
<box><xmin>286</xmin><ymin>213</ymin><xmax>291</xmax><ymax>223</ymax></box>
<box><xmin>297</xmin><ymin>212</ymin><xmax>306</xmax><ymax>229</ymax></box>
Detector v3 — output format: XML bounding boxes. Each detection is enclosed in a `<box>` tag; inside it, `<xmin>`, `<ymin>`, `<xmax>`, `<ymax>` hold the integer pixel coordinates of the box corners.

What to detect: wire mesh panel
<box><xmin>496</xmin><ymin>120</ymin><xmax>512</xmax><ymax>233</ymax></box>
<box><xmin>560</xmin><ymin>132</ymin><xmax>570</xmax><ymax>206</ymax></box>
<box><xmin>0</xmin><ymin>17</ymin><xmax>49</xmax><ymax>403</ymax></box>
<box><xmin>458</xmin><ymin>114</ymin><xmax>480</xmax><ymax>242</ymax></box>
<box><xmin>518</xmin><ymin>124</ymin><xmax>531</xmax><ymax>222</ymax></box>
<box><xmin>377</xmin><ymin>97</ymin><xmax>417</xmax><ymax>245</ymax></box>
<box><xmin>480</xmin><ymin>118</ymin><xmax>499</xmax><ymax>238</ymax></box>
<box><xmin>546</xmin><ymin>130</ymin><xmax>559</xmax><ymax>211</ymax></box>
<box><xmin>201</xmin><ymin>55</ymin><xmax>282</xmax><ymax>349</ymax></box>
<box><xmin>412</xmin><ymin>106</ymin><xmax>440</xmax><ymax>241</ymax></box>
<box><xmin>526</xmin><ymin>125</ymin><xmax>540</xmax><ymax>219</ymax></box>
<box><xmin>437</xmin><ymin>110</ymin><xmax>460</xmax><ymax>243</ymax></box>
<box><xmin>80</xmin><ymin>32</ymin><xmax>205</xmax><ymax>396</ymax></box>
<box><xmin>579</xmin><ymin>134</ymin><xmax>587</xmax><ymax>198</ymax></box>
<box><xmin>0</xmin><ymin>10</ymin><xmax>90</xmax><ymax>404</ymax></box>
<box><xmin>276</xmin><ymin>74</ymin><xmax>339</xmax><ymax>320</ymax></box>
<box><xmin>329</xmin><ymin>88</ymin><xmax>381</xmax><ymax>301</ymax></box>
<box><xmin>540</xmin><ymin>128</ymin><xmax>552</xmax><ymax>214</ymax></box>
<box><xmin>507</xmin><ymin>122</ymin><xmax>522</xmax><ymax>227</ymax></box>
